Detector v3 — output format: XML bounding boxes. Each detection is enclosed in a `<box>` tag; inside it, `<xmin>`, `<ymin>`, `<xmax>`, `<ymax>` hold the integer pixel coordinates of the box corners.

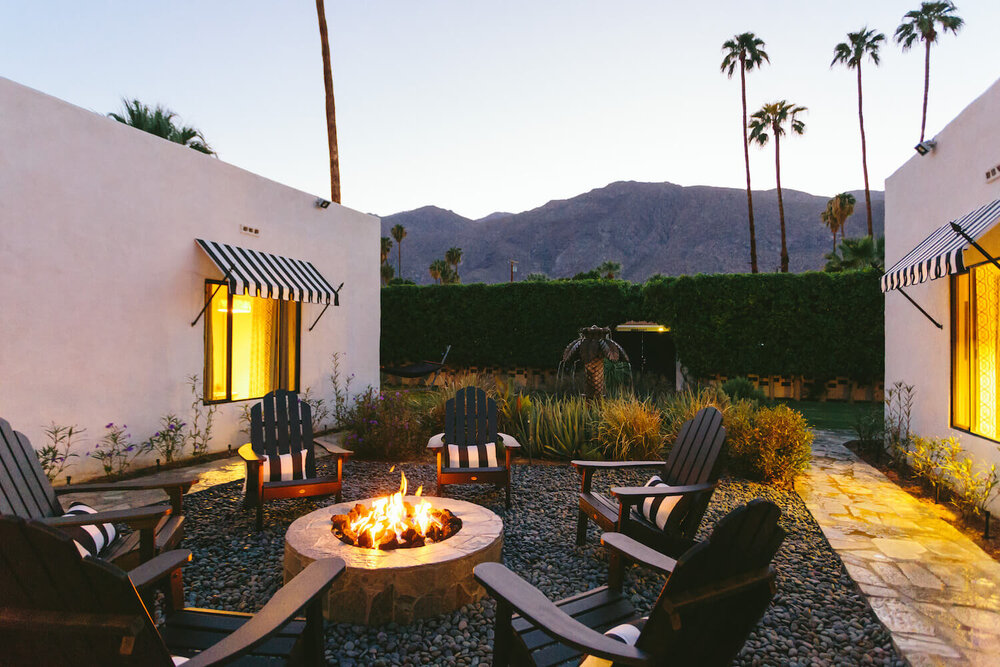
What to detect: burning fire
<box><xmin>331</xmin><ymin>472</ymin><xmax>461</xmax><ymax>549</ymax></box>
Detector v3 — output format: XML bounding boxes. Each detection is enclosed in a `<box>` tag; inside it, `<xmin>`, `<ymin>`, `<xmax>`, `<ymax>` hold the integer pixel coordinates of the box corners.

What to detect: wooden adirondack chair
<box><xmin>0</xmin><ymin>515</ymin><xmax>344</xmax><ymax>666</ymax></box>
<box><xmin>239</xmin><ymin>390</ymin><xmax>352</xmax><ymax>530</ymax></box>
<box><xmin>427</xmin><ymin>386</ymin><xmax>520</xmax><ymax>508</ymax></box>
<box><xmin>475</xmin><ymin>499</ymin><xmax>786</xmax><ymax>667</ymax></box>
<box><xmin>0</xmin><ymin>417</ymin><xmax>196</xmax><ymax>569</ymax></box>
<box><xmin>574</xmin><ymin>406</ymin><xmax>726</xmax><ymax>557</ymax></box>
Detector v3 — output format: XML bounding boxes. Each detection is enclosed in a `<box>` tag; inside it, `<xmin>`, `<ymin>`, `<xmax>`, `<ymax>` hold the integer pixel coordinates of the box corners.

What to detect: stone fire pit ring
<box><xmin>283</xmin><ymin>496</ymin><xmax>503</xmax><ymax>626</ymax></box>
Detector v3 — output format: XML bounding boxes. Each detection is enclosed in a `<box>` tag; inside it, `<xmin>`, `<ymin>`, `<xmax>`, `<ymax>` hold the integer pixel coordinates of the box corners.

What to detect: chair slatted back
<box><xmin>636</xmin><ymin>500</ymin><xmax>785</xmax><ymax>666</ymax></box>
<box><xmin>250</xmin><ymin>390</ymin><xmax>316</xmax><ymax>479</ymax></box>
<box><xmin>443</xmin><ymin>387</ymin><xmax>499</xmax><ymax>466</ymax></box>
<box><xmin>0</xmin><ymin>515</ymin><xmax>172</xmax><ymax>666</ymax></box>
<box><xmin>0</xmin><ymin>417</ymin><xmax>62</xmax><ymax>519</ymax></box>
<box><xmin>658</xmin><ymin>407</ymin><xmax>726</xmax><ymax>536</ymax></box>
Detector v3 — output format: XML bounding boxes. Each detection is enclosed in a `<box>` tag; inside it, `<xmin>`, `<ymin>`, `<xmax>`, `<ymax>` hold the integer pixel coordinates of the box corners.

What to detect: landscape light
<box><xmin>914</xmin><ymin>140</ymin><xmax>937</xmax><ymax>156</ymax></box>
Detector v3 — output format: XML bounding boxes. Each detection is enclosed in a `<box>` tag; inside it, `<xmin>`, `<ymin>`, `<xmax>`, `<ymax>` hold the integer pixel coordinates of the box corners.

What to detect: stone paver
<box><xmin>798</xmin><ymin>430</ymin><xmax>1000</xmax><ymax>665</ymax></box>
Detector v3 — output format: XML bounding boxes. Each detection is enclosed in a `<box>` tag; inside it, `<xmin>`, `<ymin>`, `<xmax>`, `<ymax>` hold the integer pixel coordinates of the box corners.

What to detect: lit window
<box><xmin>952</xmin><ymin>265</ymin><xmax>1000</xmax><ymax>439</ymax></box>
<box><xmin>204</xmin><ymin>281</ymin><xmax>299</xmax><ymax>403</ymax></box>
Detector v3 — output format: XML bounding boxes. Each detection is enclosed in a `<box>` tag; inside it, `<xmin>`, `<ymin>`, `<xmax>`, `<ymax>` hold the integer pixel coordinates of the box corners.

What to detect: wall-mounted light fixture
<box><xmin>315</xmin><ymin>198</ymin><xmax>331</xmax><ymax>209</ymax></box>
<box><xmin>914</xmin><ymin>139</ymin><xmax>937</xmax><ymax>156</ymax></box>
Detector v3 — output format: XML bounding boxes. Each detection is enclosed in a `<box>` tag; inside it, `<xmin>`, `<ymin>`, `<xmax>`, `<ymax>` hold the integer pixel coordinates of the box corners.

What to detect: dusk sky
<box><xmin>3</xmin><ymin>1</ymin><xmax>998</xmax><ymax>219</ymax></box>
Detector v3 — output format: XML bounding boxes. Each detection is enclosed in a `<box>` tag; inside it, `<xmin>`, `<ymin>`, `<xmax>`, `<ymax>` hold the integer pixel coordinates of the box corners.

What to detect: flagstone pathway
<box><xmin>797</xmin><ymin>431</ymin><xmax>1000</xmax><ymax>666</ymax></box>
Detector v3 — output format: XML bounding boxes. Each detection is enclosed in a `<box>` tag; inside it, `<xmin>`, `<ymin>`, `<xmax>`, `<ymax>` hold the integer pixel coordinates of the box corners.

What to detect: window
<box><xmin>952</xmin><ymin>265</ymin><xmax>1000</xmax><ymax>439</ymax></box>
<box><xmin>205</xmin><ymin>281</ymin><xmax>299</xmax><ymax>403</ymax></box>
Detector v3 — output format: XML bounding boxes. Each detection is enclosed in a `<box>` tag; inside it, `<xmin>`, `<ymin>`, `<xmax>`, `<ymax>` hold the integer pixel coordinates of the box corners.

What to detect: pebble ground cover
<box><xmin>179</xmin><ymin>460</ymin><xmax>905</xmax><ymax>666</ymax></box>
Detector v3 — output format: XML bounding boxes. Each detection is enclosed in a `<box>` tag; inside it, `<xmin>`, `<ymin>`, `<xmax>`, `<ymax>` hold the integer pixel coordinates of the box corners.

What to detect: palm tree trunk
<box><xmin>920</xmin><ymin>40</ymin><xmax>931</xmax><ymax>143</ymax></box>
<box><xmin>584</xmin><ymin>359</ymin><xmax>605</xmax><ymax>398</ymax></box>
<box><xmin>775</xmin><ymin>132</ymin><xmax>788</xmax><ymax>273</ymax></box>
<box><xmin>858</xmin><ymin>64</ymin><xmax>873</xmax><ymax>237</ymax></box>
<box><xmin>740</xmin><ymin>60</ymin><xmax>758</xmax><ymax>274</ymax></box>
<box><xmin>397</xmin><ymin>244</ymin><xmax>402</xmax><ymax>278</ymax></box>
<box><xmin>316</xmin><ymin>0</ymin><xmax>341</xmax><ymax>204</ymax></box>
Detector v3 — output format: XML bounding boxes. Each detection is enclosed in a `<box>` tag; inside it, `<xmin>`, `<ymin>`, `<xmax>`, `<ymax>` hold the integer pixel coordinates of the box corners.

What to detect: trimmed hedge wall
<box><xmin>381</xmin><ymin>270</ymin><xmax>884</xmax><ymax>381</ymax></box>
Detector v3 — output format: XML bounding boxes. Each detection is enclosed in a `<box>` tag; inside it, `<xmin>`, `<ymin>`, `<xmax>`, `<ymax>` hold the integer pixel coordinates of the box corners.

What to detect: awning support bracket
<box><xmin>191</xmin><ymin>264</ymin><xmax>235</xmax><ymax>327</ymax></box>
<box><xmin>951</xmin><ymin>221</ymin><xmax>1000</xmax><ymax>273</ymax></box>
<box><xmin>308</xmin><ymin>282</ymin><xmax>343</xmax><ymax>332</ymax></box>
<box><xmin>898</xmin><ymin>287</ymin><xmax>944</xmax><ymax>330</ymax></box>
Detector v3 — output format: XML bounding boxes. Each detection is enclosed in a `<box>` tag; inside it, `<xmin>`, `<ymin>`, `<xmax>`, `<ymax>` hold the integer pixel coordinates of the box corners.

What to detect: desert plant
<box><xmin>908</xmin><ymin>435</ymin><xmax>951</xmax><ymax>496</ymax></box>
<box><xmin>145</xmin><ymin>414</ymin><xmax>187</xmax><ymax>463</ymax></box>
<box><xmin>531</xmin><ymin>395</ymin><xmax>600</xmax><ymax>460</ymax></box>
<box><xmin>659</xmin><ymin>386</ymin><xmax>731</xmax><ymax>446</ymax></box>
<box><xmin>720</xmin><ymin>376</ymin><xmax>766</xmax><ymax>404</ymax></box>
<box><xmin>852</xmin><ymin>407</ymin><xmax>885</xmax><ymax>458</ymax></box>
<box><xmin>885</xmin><ymin>380</ymin><xmax>915</xmax><ymax>462</ymax></box>
<box><xmin>186</xmin><ymin>374</ymin><xmax>217</xmax><ymax>457</ymax></box>
<box><xmin>593</xmin><ymin>396</ymin><xmax>664</xmax><ymax>460</ymax></box>
<box><xmin>726</xmin><ymin>403</ymin><xmax>813</xmax><ymax>487</ymax></box>
<box><xmin>90</xmin><ymin>423</ymin><xmax>141</xmax><ymax>479</ymax></box>
<box><xmin>947</xmin><ymin>451</ymin><xmax>1000</xmax><ymax>519</ymax></box>
<box><xmin>330</xmin><ymin>351</ymin><xmax>355</xmax><ymax>428</ymax></box>
<box><xmin>38</xmin><ymin>423</ymin><xmax>84</xmax><ymax>481</ymax></box>
<box><xmin>561</xmin><ymin>326</ymin><xmax>630</xmax><ymax>398</ymax></box>
<box><xmin>340</xmin><ymin>388</ymin><xmax>434</xmax><ymax>460</ymax></box>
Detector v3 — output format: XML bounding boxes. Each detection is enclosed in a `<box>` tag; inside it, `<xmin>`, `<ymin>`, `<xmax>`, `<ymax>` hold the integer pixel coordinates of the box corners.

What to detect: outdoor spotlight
<box><xmin>914</xmin><ymin>139</ymin><xmax>937</xmax><ymax>156</ymax></box>
<box><xmin>315</xmin><ymin>198</ymin><xmax>331</xmax><ymax>209</ymax></box>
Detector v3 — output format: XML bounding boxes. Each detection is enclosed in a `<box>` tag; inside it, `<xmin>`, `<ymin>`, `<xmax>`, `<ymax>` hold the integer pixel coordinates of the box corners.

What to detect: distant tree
<box><xmin>832</xmin><ymin>27</ymin><xmax>884</xmax><ymax>237</ymax></box>
<box><xmin>108</xmin><ymin>99</ymin><xmax>215</xmax><ymax>154</ymax></box>
<box><xmin>895</xmin><ymin>2</ymin><xmax>964</xmax><ymax>142</ymax></box>
<box><xmin>445</xmin><ymin>246</ymin><xmax>463</xmax><ymax>281</ymax></box>
<box><xmin>571</xmin><ymin>269</ymin><xmax>603</xmax><ymax>280</ymax></box>
<box><xmin>315</xmin><ymin>0</ymin><xmax>341</xmax><ymax>203</ymax></box>
<box><xmin>820</xmin><ymin>206</ymin><xmax>839</xmax><ymax>253</ymax></box>
<box><xmin>387</xmin><ymin>277</ymin><xmax>416</xmax><ymax>286</ymax></box>
<box><xmin>721</xmin><ymin>32</ymin><xmax>769</xmax><ymax>274</ymax></box>
<box><xmin>820</xmin><ymin>193</ymin><xmax>857</xmax><ymax>252</ymax></box>
<box><xmin>824</xmin><ymin>235</ymin><xmax>885</xmax><ymax>272</ymax></box>
<box><xmin>440</xmin><ymin>264</ymin><xmax>460</xmax><ymax>284</ymax></box>
<box><xmin>596</xmin><ymin>261</ymin><xmax>622</xmax><ymax>279</ymax></box>
<box><xmin>380</xmin><ymin>237</ymin><xmax>393</xmax><ymax>265</ymax></box>
<box><xmin>390</xmin><ymin>224</ymin><xmax>407</xmax><ymax>277</ymax></box>
<box><xmin>524</xmin><ymin>272</ymin><xmax>550</xmax><ymax>282</ymax></box>
<box><xmin>748</xmin><ymin>100</ymin><xmax>807</xmax><ymax>273</ymax></box>
<box><xmin>380</xmin><ymin>262</ymin><xmax>395</xmax><ymax>286</ymax></box>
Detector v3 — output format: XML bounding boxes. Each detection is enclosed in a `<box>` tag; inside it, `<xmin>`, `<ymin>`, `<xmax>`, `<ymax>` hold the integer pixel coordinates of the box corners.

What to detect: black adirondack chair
<box><xmin>0</xmin><ymin>515</ymin><xmax>344</xmax><ymax>666</ymax></box>
<box><xmin>0</xmin><ymin>417</ymin><xmax>195</xmax><ymax>569</ymax></box>
<box><xmin>239</xmin><ymin>390</ymin><xmax>352</xmax><ymax>530</ymax></box>
<box><xmin>574</xmin><ymin>406</ymin><xmax>726</xmax><ymax>557</ymax></box>
<box><xmin>475</xmin><ymin>500</ymin><xmax>786</xmax><ymax>667</ymax></box>
<box><xmin>427</xmin><ymin>386</ymin><xmax>520</xmax><ymax>508</ymax></box>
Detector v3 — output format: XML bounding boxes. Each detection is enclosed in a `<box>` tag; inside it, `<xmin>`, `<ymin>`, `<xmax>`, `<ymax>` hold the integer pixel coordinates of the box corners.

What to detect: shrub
<box><xmin>90</xmin><ymin>423</ymin><xmax>142</xmax><ymax>479</ymax></box>
<box><xmin>38</xmin><ymin>423</ymin><xmax>83</xmax><ymax>482</ymax></box>
<box><xmin>145</xmin><ymin>414</ymin><xmax>187</xmax><ymax>463</ymax></box>
<box><xmin>593</xmin><ymin>396</ymin><xmax>664</xmax><ymax>460</ymax></box>
<box><xmin>720</xmin><ymin>376</ymin><xmax>766</xmax><ymax>404</ymax></box>
<box><xmin>852</xmin><ymin>407</ymin><xmax>884</xmax><ymax>458</ymax></box>
<box><xmin>530</xmin><ymin>395</ymin><xmax>600</xmax><ymax>460</ymax></box>
<box><xmin>340</xmin><ymin>388</ymin><xmax>434</xmax><ymax>460</ymax></box>
<box><xmin>726</xmin><ymin>403</ymin><xmax>813</xmax><ymax>487</ymax></box>
<box><xmin>658</xmin><ymin>386</ymin><xmax>731</xmax><ymax>446</ymax></box>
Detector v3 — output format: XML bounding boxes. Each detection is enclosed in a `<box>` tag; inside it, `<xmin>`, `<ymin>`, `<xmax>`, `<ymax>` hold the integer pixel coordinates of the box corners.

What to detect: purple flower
<box><xmin>105</xmin><ymin>423</ymin><xmax>114</xmax><ymax>428</ymax></box>
<box><xmin>126</xmin><ymin>445</ymin><xmax>135</xmax><ymax>452</ymax></box>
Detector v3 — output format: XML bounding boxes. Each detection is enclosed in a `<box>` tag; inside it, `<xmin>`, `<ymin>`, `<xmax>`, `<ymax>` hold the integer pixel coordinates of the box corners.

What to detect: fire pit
<box><xmin>284</xmin><ymin>487</ymin><xmax>502</xmax><ymax>626</ymax></box>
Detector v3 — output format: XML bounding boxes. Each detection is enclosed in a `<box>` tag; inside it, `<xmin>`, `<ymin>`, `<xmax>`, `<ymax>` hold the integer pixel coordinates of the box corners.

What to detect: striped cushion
<box><xmin>243</xmin><ymin>449</ymin><xmax>309</xmax><ymax>492</ymax></box>
<box><xmin>445</xmin><ymin>442</ymin><xmax>498</xmax><ymax>468</ymax></box>
<box><xmin>61</xmin><ymin>502</ymin><xmax>117</xmax><ymax>558</ymax></box>
<box><xmin>638</xmin><ymin>475</ymin><xmax>682</xmax><ymax>530</ymax></box>
<box><xmin>579</xmin><ymin>617</ymin><xmax>648</xmax><ymax>666</ymax></box>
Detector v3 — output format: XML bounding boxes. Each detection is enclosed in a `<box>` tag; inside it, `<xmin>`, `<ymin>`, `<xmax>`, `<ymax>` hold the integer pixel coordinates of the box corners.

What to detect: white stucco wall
<box><xmin>885</xmin><ymin>77</ymin><xmax>1000</xmax><ymax>511</ymax></box>
<box><xmin>0</xmin><ymin>77</ymin><xmax>380</xmax><ymax>481</ymax></box>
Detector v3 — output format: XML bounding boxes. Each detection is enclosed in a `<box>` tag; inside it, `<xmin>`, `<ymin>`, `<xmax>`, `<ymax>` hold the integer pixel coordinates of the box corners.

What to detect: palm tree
<box><xmin>445</xmin><ymin>247</ymin><xmax>463</xmax><ymax>280</ymax></box>
<box><xmin>561</xmin><ymin>326</ymin><xmax>630</xmax><ymax>398</ymax></box>
<box><xmin>390</xmin><ymin>224</ymin><xmax>407</xmax><ymax>278</ymax></box>
<box><xmin>832</xmin><ymin>28</ymin><xmax>884</xmax><ymax>237</ymax></box>
<box><xmin>440</xmin><ymin>265</ymin><xmax>460</xmax><ymax>284</ymax></box>
<box><xmin>108</xmin><ymin>99</ymin><xmax>215</xmax><ymax>154</ymax></box>
<box><xmin>315</xmin><ymin>0</ymin><xmax>341</xmax><ymax>203</ymax></box>
<box><xmin>380</xmin><ymin>262</ymin><xmax>395</xmax><ymax>286</ymax></box>
<box><xmin>820</xmin><ymin>205</ymin><xmax>839</xmax><ymax>253</ymax></box>
<box><xmin>748</xmin><ymin>101</ymin><xmax>807</xmax><ymax>273</ymax></box>
<box><xmin>429</xmin><ymin>259</ymin><xmax>448</xmax><ymax>284</ymax></box>
<box><xmin>895</xmin><ymin>2</ymin><xmax>964</xmax><ymax>143</ymax></box>
<box><xmin>596</xmin><ymin>260</ymin><xmax>622</xmax><ymax>279</ymax></box>
<box><xmin>721</xmin><ymin>33</ymin><xmax>769</xmax><ymax>274</ymax></box>
<box><xmin>824</xmin><ymin>235</ymin><xmax>885</xmax><ymax>272</ymax></box>
<box><xmin>821</xmin><ymin>193</ymin><xmax>857</xmax><ymax>252</ymax></box>
<box><xmin>380</xmin><ymin>237</ymin><xmax>393</xmax><ymax>265</ymax></box>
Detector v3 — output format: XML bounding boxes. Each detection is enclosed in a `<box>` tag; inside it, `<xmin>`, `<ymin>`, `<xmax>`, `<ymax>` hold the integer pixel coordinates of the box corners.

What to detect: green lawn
<box><xmin>776</xmin><ymin>399</ymin><xmax>879</xmax><ymax>432</ymax></box>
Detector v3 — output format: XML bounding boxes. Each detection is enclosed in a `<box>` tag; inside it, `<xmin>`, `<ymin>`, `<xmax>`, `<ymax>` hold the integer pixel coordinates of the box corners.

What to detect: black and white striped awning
<box><xmin>196</xmin><ymin>239</ymin><xmax>339</xmax><ymax>305</ymax></box>
<box><xmin>881</xmin><ymin>199</ymin><xmax>1000</xmax><ymax>293</ymax></box>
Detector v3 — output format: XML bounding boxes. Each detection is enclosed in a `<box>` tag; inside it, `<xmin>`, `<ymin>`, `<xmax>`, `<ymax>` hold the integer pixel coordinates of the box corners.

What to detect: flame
<box><xmin>348</xmin><ymin>472</ymin><xmax>443</xmax><ymax>549</ymax></box>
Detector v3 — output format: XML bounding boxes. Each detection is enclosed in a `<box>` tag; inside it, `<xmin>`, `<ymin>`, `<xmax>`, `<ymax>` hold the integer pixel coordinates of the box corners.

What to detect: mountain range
<box><xmin>379</xmin><ymin>181</ymin><xmax>885</xmax><ymax>284</ymax></box>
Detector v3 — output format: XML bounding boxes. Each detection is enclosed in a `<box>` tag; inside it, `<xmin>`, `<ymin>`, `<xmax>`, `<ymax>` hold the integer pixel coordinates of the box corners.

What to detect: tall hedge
<box><xmin>381</xmin><ymin>271</ymin><xmax>884</xmax><ymax>381</ymax></box>
<box><xmin>642</xmin><ymin>270</ymin><xmax>884</xmax><ymax>382</ymax></box>
<box><xmin>381</xmin><ymin>281</ymin><xmax>642</xmax><ymax>368</ymax></box>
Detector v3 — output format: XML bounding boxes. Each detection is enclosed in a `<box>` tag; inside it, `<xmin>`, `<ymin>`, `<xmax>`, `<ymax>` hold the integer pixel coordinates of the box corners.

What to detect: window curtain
<box><xmin>248</xmin><ymin>298</ymin><xmax>279</xmax><ymax>399</ymax></box>
<box><xmin>973</xmin><ymin>264</ymin><xmax>1000</xmax><ymax>439</ymax></box>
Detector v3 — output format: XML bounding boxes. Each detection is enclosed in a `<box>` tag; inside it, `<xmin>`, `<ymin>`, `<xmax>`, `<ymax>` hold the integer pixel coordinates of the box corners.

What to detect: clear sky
<box><xmin>2</xmin><ymin>1</ymin><xmax>998</xmax><ymax>220</ymax></box>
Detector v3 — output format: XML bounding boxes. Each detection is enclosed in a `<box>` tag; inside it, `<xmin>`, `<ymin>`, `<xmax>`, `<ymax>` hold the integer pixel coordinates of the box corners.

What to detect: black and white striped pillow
<box><xmin>61</xmin><ymin>502</ymin><xmax>117</xmax><ymax>558</ymax></box>
<box><xmin>638</xmin><ymin>475</ymin><xmax>683</xmax><ymax>530</ymax></box>
<box><xmin>243</xmin><ymin>449</ymin><xmax>309</xmax><ymax>492</ymax></box>
<box><xmin>445</xmin><ymin>442</ymin><xmax>499</xmax><ymax>468</ymax></box>
<box><xmin>579</xmin><ymin>617</ymin><xmax>648</xmax><ymax>666</ymax></box>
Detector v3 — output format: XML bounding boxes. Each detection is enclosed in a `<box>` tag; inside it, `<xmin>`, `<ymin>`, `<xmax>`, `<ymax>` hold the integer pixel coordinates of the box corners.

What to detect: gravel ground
<box><xmin>179</xmin><ymin>460</ymin><xmax>905</xmax><ymax>666</ymax></box>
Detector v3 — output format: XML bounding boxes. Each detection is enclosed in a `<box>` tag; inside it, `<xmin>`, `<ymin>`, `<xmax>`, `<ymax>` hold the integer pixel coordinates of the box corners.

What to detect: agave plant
<box><xmin>561</xmin><ymin>325</ymin><xmax>630</xmax><ymax>398</ymax></box>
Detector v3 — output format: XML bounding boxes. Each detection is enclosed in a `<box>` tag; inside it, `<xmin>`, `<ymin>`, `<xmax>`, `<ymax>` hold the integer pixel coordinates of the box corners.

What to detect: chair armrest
<box><xmin>601</xmin><ymin>532</ymin><xmax>678</xmax><ymax>575</ymax></box>
<box><xmin>128</xmin><ymin>549</ymin><xmax>192</xmax><ymax>590</ymax></box>
<box><xmin>427</xmin><ymin>433</ymin><xmax>444</xmax><ymax>450</ymax></box>
<box><xmin>238</xmin><ymin>443</ymin><xmax>261</xmax><ymax>462</ymax></box>
<box><xmin>44</xmin><ymin>505</ymin><xmax>169</xmax><ymax>532</ymax></box>
<box><xmin>56</xmin><ymin>478</ymin><xmax>197</xmax><ymax>494</ymax></box>
<box><xmin>473</xmin><ymin>563</ymin><xmax>651</xmax><ymax>667</ymax></box>
<box><xmin>313</xmin><ymin>436</ymin><xmax>352</xmax><ymax>457</ymax></box>
<box><xmin>497</xmin><ymin>433</ymin><xmax>521</xmax><ymax>449</ymax></box>
<box><xmin>571</xmin><ymin>460</ymin><xmax>664</xmax><ymax>470</ymax></box>
<box><xmin>610</xmin><ymin>481</ymin><xmax>717</xmax><ymax>506</ymax></box>
<box><xmin>182</xmin><ymin>558</ymin><xmax>346</xmax><ymax>667</ymax></box>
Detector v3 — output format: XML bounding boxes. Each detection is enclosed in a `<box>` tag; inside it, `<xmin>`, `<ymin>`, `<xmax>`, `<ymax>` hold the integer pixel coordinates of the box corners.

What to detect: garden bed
<box><xmin>178</xmin><ymin>459</ymin><xmax>903</xmax><ymax>666</ymax></box>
